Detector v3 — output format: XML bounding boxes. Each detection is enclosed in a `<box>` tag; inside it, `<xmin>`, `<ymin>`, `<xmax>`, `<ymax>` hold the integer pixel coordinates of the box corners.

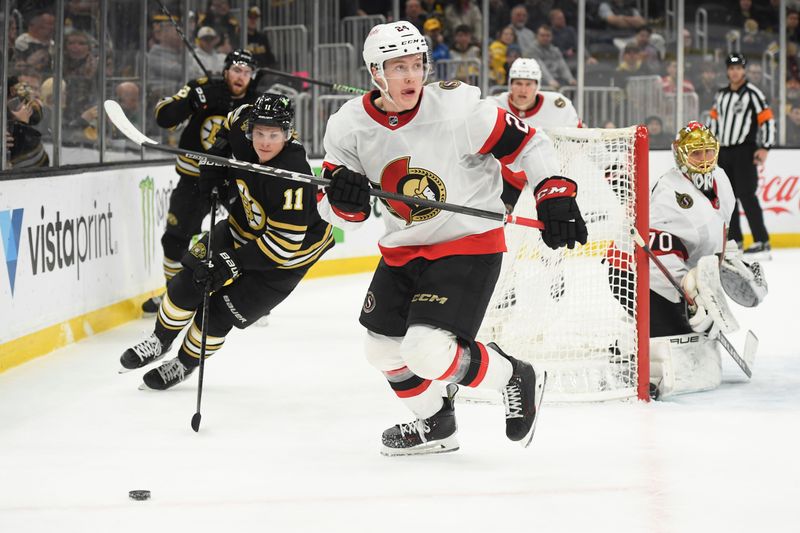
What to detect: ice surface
<box><xmin>1</xmin><ymin>251</ymin><xmax>798</xmax><ymax>533</ymax></box>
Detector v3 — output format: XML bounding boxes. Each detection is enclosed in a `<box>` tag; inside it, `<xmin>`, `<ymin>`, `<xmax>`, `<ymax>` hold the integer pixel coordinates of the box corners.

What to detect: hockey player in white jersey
<box><xmin>487</xmin><ymin>58</ymin><xmax>581</xmax><ymax>210</ymax></box>
<box><xmin>607</xmin><ymin>122</ymin><xmax>767</xmax><ymax>399</ymax></box>
<box><xmin>317</xmin><ymin>22</ymin><xmax>587</xmax><ymax>455</ymax></box>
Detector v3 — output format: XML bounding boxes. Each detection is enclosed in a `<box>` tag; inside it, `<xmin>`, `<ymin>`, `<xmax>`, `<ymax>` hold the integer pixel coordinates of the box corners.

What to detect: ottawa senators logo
<box><xmin>379</xmin><ymin>157</ymin><xmax>446</xmax><ymax>223</ymax></box>
<box><xmin>675</xmin><ymin>191</ymin><xmax>693</xmax><ymax>209</ymax></box>
<box><xmin>555</xmin><ymin>97</ymin><xmax>566</xmax><ymax>108</ymax></box>
<box><xmin>438</xmin><ymin>80</ymin><xmax>461</xmax><ymax>90</ymax></box>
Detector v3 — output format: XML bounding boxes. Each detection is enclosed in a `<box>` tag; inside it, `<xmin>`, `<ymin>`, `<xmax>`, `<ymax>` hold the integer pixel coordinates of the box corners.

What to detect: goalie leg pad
<box><xmin>651</xmin><ymin>333</ymin><xmax>721</xmax><ymax>400</ymax></box>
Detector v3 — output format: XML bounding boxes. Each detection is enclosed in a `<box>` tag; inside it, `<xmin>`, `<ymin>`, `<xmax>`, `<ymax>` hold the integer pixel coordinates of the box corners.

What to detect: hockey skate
<box><xmin>139</xmin><ymin>356</ymin><xmax>195</xmax><ymax>390</ymax></box>
<box><xmin>381</xmin><ymin>384</ymin><xmax>459</xmax><ymax>456</ymax></box>
<box><xmin>141</xmin><ymin>293</ymin><xmax>164</xmax><ymax>316</ymax></box>
<box><xmin>119</xmin><ymin>333</ymin><xmax>171</xmax><ymax>373</ymax></box>
<box><xmin>489</xmin><ymin>342</ymin><xmax>546</xmax><ymax>448</ymax></box>
<box><xmin>743</xmin><ymin>242</ymin><xmax>771</xmax><ymax>261</ymax></box>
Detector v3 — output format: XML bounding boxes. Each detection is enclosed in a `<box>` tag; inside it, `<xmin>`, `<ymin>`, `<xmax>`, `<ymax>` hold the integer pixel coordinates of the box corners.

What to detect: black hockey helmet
<box><xmin>726</xmin><ymin>53</ymin><xmax>746</xmax><ymax>67</ymax></box>
<box><xmin>224</xmin><ymin>49</ymin><xmax>257</xmax><ymax>72</ymax></box>
<box><xmin>246</xmin><ymin>93</ymin><xmax>294</xmax><ymax>140</ymax></box>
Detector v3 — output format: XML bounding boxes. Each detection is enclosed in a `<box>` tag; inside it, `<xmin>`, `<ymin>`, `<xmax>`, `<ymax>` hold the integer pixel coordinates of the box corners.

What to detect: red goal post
<box><xmin>478</xmin><ymin>125</ymin><xmax>650</xmax><ymax>402</ymax></box>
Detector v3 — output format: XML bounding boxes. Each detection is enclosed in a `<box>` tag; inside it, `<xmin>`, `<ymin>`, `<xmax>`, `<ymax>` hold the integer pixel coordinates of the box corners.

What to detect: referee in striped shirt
<box><xmin>708</xmin><ymin>53</ymin><xmax>776</xmax><ymax>257</ymax></box>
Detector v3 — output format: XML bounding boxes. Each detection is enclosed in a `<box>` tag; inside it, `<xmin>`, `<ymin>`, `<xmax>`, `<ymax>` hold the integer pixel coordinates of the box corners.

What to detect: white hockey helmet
<box><xmin>362</xmin><ymin>21</ymin><xmax>430</xmax><ymax>90</ymax></box>
<box><xmin>508</xmin><ymin>58</ymin><xmax>542</xmax><ymax>85</ymax></box>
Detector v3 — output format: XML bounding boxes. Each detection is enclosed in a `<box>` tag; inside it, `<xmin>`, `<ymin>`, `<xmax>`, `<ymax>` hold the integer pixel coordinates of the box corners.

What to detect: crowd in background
<box><xmin>3</xmin><ymin>0</ymin><xmax>800</xmax><ymax>172</ymax></box>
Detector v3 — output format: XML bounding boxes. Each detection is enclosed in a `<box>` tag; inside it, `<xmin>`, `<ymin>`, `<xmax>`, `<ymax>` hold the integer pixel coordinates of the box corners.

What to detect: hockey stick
<box><xmin>630</xmin><ymin>228</ymin><xmax>755</xmax><ymax>378</ymax></box>
<box><xmin>191</xmin><ymin>187</ymin><xmax>218</xmax><ymax>433</ymax></box>
<box><xmin>257</xmin><ymin>68</ymin><xmax>369</xmax><ymax>95</ymax></box>
<box><xmin>104</xmin><ymin>100</ymin><xmax>544</xmax><ymax>230</ymax></box>
<box><xmin>155</xmin><ymin>0</ymin><xmax>211</xmax><ymax>79</ymax></box>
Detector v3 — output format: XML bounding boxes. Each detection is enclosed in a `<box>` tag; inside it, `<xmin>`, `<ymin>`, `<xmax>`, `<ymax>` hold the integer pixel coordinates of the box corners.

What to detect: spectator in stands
<box><xmin>695</xmin><ymin>61</ymin><xmax>721</xmax><ymax>112</ymax></box>
<box><xmin>65</xmin><ymin>0</ymin><xmax>98</xmax><ymax>33</ymax></box>
<box><xmin>421</xmin><ymin>0</ymin><xmax>447</xmax><ymax>19</ymax></box>
<box><xmin>786</xmin><ymin>105</ymin><xmax>800</xmax><ymax>146</ymax></box>
<box><xmin>549</xmin><ymin>8</ymin><xmax>577</xmax><ymax>61</ymax></box>
<box><xmin>615</xmin><ymin>44</ymin><xmax>648</xmax><ymax>84</ymax></box>
<box><xmin>147</xmin><ymin>16</ymin><xmax>186</xmax><ymax>104</ymax></box>
<box><xmin>450</xmin><ymin>24</ymin><xmax>481</xmax><ymax>83</ymax></box>
<box><xmin>787</xmin><ymin>43</ymin><xmax>800</xmax><ymax>90</ymax></box>
<box><xmin>6</xmin><ymin>76</ymin><xmax>48</xmax><ymax>168</ymax></box>
<box><xmin>598</xmin><ymin>0</ymin><xmax>645</xmax><ymax>31</ymax></box>
<box><xmin>488</xmin><ymin>0</ymin><xmax>511</xmax><ymax>42</ymax></box>
<box><xmin>489</xmin><ymin>25</ymin><xmax>516</xmax><ymax>85</ymax></box>
<box><xmin>530</xmin><ymin>25</ymin><xmax>575</xmax><ymax>87</ymax></box>
<box><xmin>787</xmin><ymin>9</ymin><xmax>800</xmax><ymax>44</ymax></box>
<box><xmin>510</xmin><ymin>5</ymin><xmax>537</xmax><ymax>58</ymax></box>
<box><xmin>115</xmin><ymin>81</ymin><xmax>141</xmax><ymax>122</ymax></box>
<box><xmin>245</xmin><ymin>7</ymin><xmax>277</xmax><ymax>70</ymax></box>
<box><xmin>17</xmin><ymin>46</ymin><xmax>53</xmax><ymax>79</ymax></box>
<box><xmin>661</xmin><ymin>60</ymin><xmax>694</xmax><ymax>94</ymax></box>
<box><xmin>645</xmin><ymin>116</ymin><xmax>672</xmax><ymax>149</ymax></box>
<box><xmin>746</xmin><ymin>63</ymin><xmax>763</xmax><ymax>87</ymax></box>
<box><xmin>739</xmin><ymin>19</ymin><xmax>770</xmax><ymax>58</ymax></box>
<box><xmin>188</xmin><ymin>26</ymin><xmax>226</xmax><ymax>79</ymax></box>
<box><xmin>357</xmin><ymin>0</ymin><xmax>394</xmax><ymax>17</ymax></box>
<box><xmin>63</xmin><ymin>30</ymin><xmax>98</xmax><ymax>80</ymax></box>
<box><xmin>423</xmin><ymin>18</ymin><xmax>451</xmax><ymax>62</ymax></box>
<box><xmin>3</xmin><ymin>9</ymin><xmax>22</xmax><ymax>71</ymax></box>
<box><xmin>198</xmin><ymin>0</ymin><xmax>240</xmax><ymax>44</ymax></box>
<box><xmin>523</xmin><ymin>0</ymin><xmax>552</xmax><ymax>31</ymax></box>
<box><xmin>629</xmin><ymin>26</ymin><xmax>661</xmax><ymax>73</ymax></box>
<box><xmin>405</xmin><ymin>0</ymin><xmax>428</xmax><ymax>32</ymax></box>
<box><xmin>725</xmin><ymin>0</ymin><xmax>768</xmax><ymax>31</ymax></box>
<box><xmin>444</xmin><ymin>0</ymin><xmax>483</xmax><ymax>44</ymax></box>
<box><xmin>503</xmin><ymin>43</ymin><xmax>523</xmax><ymax>81</ymax></box>
<box><xmin>15</xmin><ymin>10</ymin><xmax>55</xmax><ymax>57</ymax></box>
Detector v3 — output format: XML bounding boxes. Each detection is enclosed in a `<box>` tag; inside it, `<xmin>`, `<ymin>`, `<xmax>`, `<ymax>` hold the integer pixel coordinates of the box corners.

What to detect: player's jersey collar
<box><xmin>362</xmin><ymin>89</ymin><xmax>424</xmax><ymax>130</ymax></box>
<box><xmin>508</xmin><ymin>93</ymin><xmax>544</xmax><ymax>118</ymax></box>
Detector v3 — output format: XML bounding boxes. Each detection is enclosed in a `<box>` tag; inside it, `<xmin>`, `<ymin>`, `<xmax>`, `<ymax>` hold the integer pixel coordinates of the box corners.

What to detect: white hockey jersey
<box><xmin>488</xmin><ymin>90</ymin><xmax>581</xmax><ymax>129</ymax></box>
<box><xmin>487</xmin><ymin>91</ymin><xmax>580</xmax><ymax>200</ymax></box>
<box><xmin>648</xmin><ymin>166</ymin><xmax>736</xmax><ymax>302</ymax></box>
<box><xmin>318</xmin><ymin>81</ymin><xmax>558</xmax><ymax>266</ymax></box>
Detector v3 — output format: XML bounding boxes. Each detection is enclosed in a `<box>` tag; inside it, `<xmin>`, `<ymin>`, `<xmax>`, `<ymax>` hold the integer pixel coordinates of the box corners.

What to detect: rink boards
<box><xmin>1</xmin><ymin>150</ymin><xmax>799</xmax><ymax>371</ymax></box>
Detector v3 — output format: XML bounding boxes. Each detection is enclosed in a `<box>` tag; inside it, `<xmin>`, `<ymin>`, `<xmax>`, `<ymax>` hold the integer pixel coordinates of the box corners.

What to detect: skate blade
<box><xmin>380</xmin><ymin>435</ymin><xmax>459</xmax><ymax>457</ymax></box>
<box><xmin>521</xmin><ymin>371</ymin><xmax>547</xmax><ymax>449</ymax></box>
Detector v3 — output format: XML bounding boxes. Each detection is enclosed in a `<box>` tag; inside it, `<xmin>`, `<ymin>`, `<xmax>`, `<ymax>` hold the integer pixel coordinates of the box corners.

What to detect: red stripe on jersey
<box><xmin>501</xmin><ymin>164</ymin><xmax>528</xmax><ymax>191</ymax></box>
<box><xmin>322</xmin><ymin>161</ymin><xmax>337</xmax><ymax>172</ymax></box>
<box><xmin>361</xmin><ymin>90</ymin><xmax>423</xmax><ymax>130</ymax></box>
<box><xmin>395</xmin><ymin>378</ymin><xmax>432</xmax><ymax>398</ymax></box>
<box><xmin>478</xmin><ymin>107</ymin><xmax>506</xmax><ymax>155</ymax></box>
<box><xmin>379</xmin><ymin>227</ymin><xmax>506</xmax><ymax>267</ymax></box>
<box><xmin>508</xmin><ymin>93</ymin><xmax>544</xmax><ymax>119</ymax></box>
<box><xmin>466</xmin><ymin>342</ymin><xmax>489</xmax><ymax>387</ymax></box>
<box><xmin>437</xmin><ymin>344</ymin><xmax>464</xmax><ymax>381</ymax></box>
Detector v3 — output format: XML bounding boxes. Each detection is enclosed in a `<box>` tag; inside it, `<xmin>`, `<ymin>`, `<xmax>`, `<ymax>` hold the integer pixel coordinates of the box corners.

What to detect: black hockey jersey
<box><xmin>154</xmin><ymin>76</ymin><xmax>259</xmax><ymax>177</ymax></box>
<box><xmin>205</xmin><ymin>104</ymin><xmax>335</xmax><ymax>272</ymax></box>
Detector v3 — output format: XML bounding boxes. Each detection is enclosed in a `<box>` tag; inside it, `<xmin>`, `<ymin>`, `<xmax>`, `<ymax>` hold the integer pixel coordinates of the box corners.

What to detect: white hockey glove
<box><xmin>720</xmin><ymin>240</ymin><xmax>768</xmax><ymax>307</ymax></box>
<box><xmin>682</xmin><ymin>255</ymin><xmax>739</xmax><ymax>340</ymax></box>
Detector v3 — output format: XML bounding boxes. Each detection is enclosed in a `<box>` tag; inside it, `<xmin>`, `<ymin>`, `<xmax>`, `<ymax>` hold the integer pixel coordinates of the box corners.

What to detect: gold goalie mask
<box><xmin>672</xmin><ymin>121</ymin><xmax>719</xmax><ymax>191</ymax></box>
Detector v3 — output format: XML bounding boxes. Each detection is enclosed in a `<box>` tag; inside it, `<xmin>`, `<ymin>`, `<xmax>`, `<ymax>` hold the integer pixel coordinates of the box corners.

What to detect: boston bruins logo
<box><xmin>237</xmin><ymin>180</ymin><xmax>266</xmax><ymax>230</ymax></box>
<box><xmin>190</xmin><ymin>241</ymin><xmax>207</xmax><ymax>259</ymax></box>
<box><xmin>380</xmin><ymin>157</ymin><xmax>446</xmax><ymax>223</ymax></box>
<box><xmin>200</xmin><ymin>115</ymin><xmax>226</xmax><ymax>150</ymax></box>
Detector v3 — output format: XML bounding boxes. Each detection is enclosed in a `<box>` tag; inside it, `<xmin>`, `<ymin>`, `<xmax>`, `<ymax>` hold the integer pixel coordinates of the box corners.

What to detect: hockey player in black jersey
<box><xmin>142</xmin><ymin>49</ymin><xmax>260</xmax><ymax>315</ymax></box>
<box><xmin>121</xmin><ymin>93</ymin><xmax>335</xmax><ymax>390</ymax></box>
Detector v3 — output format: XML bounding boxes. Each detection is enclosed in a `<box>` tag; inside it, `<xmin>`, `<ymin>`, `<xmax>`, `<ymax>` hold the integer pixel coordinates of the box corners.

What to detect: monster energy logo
<box><xmin>140</xmin><ymin>176</ymin><xmax>156</xmax><ymax>273</ymax></box>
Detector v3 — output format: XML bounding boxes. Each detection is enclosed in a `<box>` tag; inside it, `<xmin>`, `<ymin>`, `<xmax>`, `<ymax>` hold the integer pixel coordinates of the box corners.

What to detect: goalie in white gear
<box><xmin>487</xmin><ymin>58</ymin><xmax>581</xmax><ymax>211</ymax></box>
<box><xmin>607</xmin><ymin>121</ymin><xmax>767</xmax><ymax>399</ymax></box>
<box><xmin>317</xmin><ymin>21</ymin><xmax>588</xmax><ymax>455</ymax></box>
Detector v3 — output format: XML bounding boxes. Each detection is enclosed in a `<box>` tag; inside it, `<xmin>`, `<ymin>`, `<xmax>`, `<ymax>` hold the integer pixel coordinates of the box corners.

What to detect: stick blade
<box><xmin>103</xmin><ymin>99</ymin><xmax>157</xmax><ymax>146</ymax></box>
<box><xmin>743</xmin><ymin>330</ymin><xmax>758</xmax><ymax>369</ymax></box>
<box><xmin>191</xmin><ymin>412</ymin><xmax>202</xmax><ymax>432</ymax></box>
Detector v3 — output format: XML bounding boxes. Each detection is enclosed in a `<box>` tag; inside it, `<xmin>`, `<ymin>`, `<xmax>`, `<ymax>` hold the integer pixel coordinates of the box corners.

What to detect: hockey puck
<box><xmin>128</xmin><ymin>490</ymin><xmax>151</xmax><ymax>501</ymax></box>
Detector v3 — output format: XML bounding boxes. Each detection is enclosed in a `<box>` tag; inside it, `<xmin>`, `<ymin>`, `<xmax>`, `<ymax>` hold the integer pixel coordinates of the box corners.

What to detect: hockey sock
<box><xmin>437</xmin><ymin>341</ymin><xmax>513</xmax><ymax>390</ymax></box>
<box><xmin>163</xmin><ymin>256</ymin><xmax>182</xmax><ymax>282</ymax></box>
<box><xmin>178</xmin><ymin>321</ymin><xmax>227</xmax><ymax>369</ymax></box>
<box><xmin>382</xmin><ymin>366</ymin><xmax>443</xmax><ymax>419</ymax></box>
<box><xmin>154</xmin><ymin>291</ymin><xmax>195</xmax><ymax>346</ymax></box>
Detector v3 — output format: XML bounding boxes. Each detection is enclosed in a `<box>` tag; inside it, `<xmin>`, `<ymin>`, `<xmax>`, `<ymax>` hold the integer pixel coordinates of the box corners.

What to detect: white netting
<box><xmin>478</xmin><ymin>126</ymin><xmax>644</xmax><ymax>402</ymax></box>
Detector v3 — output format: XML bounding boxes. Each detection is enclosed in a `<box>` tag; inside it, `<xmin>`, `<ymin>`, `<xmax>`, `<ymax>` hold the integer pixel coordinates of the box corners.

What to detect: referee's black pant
<box><xmin>718</xmin><ymin>144</ymin><xmax>769</xmax><ymax>244</ymax></box>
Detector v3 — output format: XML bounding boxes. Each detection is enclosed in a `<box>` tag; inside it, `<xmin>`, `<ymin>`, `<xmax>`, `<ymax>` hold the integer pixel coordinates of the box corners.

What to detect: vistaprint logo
<box><xmin>0</xmin><ymin>208</ymin><xmax>24</xmax><ymax>296</ymax></box>
<box><xmin>139</xmin><ymin>175</ymin><xmax>174</xmax><ymax>273</ymax></box>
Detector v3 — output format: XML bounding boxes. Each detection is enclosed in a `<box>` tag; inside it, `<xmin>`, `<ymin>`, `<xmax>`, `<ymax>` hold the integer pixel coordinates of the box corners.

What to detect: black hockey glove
<box><xmin>324</xmin><ymin>166</ymin><xmax>372</xmax><ymax>214</ymax></box>
<box><xmin>534</xmin><ymin>176</ymin><xmax>588</xmax><ymax>250</ymax></box>
<box><xmin>198</xmin><ymin>161</ymin><xmax>228</xmax><ymax>198</ymax></box>
<box><xmin>192</xmin><ymin>248</ymin><xmax>242</xmax><ymax>292</ymax></box>
<box><xmin>188</xmin><ymin>79</ymin><xmax>226</xmax><ymax>112</ymax></box>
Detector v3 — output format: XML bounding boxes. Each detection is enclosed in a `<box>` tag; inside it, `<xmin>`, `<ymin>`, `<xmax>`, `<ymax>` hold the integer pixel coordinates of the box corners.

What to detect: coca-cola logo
<box><xmin>758</xmin><ymin>172</ymin><xmax>799</xmax><ymax>215</ymax></box>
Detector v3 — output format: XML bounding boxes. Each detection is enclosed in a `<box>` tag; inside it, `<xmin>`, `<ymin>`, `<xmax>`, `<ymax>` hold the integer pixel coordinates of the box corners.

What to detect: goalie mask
<box><xmin>246</xmin><ymin>93</ymin><xmax>294</xmax><ymax>141</ymax></box>
<box><xmin>362</xmin><ymin>21</ymin><xmax>431</xmax><ymax>93</ymax></box>
<box><xmin>672</xmin><ymin>121</ymin><xmax>719</xmax><ymax>192</ymax></box>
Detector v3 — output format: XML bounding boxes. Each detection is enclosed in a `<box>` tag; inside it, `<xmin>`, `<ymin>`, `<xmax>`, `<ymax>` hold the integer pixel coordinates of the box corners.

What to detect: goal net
<box><xmin>478</xmin><ymin>125</ymin><xmax>650</xmax><ymax>402</ymax></box>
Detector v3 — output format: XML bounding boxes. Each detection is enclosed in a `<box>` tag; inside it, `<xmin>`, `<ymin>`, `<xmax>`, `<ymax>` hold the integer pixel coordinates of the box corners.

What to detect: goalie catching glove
<box><xmin>533</xmin><ymin>176</ymin><xmax>588</xmax><ymax>250</ymax></box>
<box><xmin>682</xmin><ymin>255</ymin><xmax>739</xmax><ymax>340</ymax></box>
<box><xmin>720</xmin><ymin>240</ymin><xmax>768</xmax><ymax>307</ymax></box>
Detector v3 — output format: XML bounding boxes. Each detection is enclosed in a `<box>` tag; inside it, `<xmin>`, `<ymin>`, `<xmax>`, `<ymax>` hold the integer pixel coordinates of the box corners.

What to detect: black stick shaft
<box><xmin>155</xmin><ymin>0</ymin><xmax>211</xmax><ymax>79</ymax></box>
<box><xmin>258</xmin><ymin>68</ymin><xmax>368</xmax><ymax>94</ymax></box>
<box><xmin>191</xmin><ymin>189</ymin><xmax>218</xmax><ymax>432</ymax></box>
